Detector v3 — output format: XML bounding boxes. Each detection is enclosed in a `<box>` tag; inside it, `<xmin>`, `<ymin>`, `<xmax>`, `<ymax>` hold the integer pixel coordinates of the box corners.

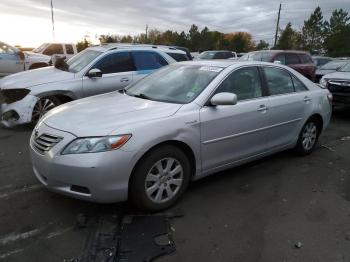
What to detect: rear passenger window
<box><xmin>65</xmin><ymin>44</ymin><xmax>74</xmax><ymax>55</ymax></box>
<box><xmin>264</xmin><ymin>67</ymin><xmax>294</xmax><ymax>95</ymax></box>
<box><xmin>285</xmin><ymin>53</ymin><xmax>300</xmax><ymax>65</ymax></box>
<box><xmin>213</xmin><ymin>52</ymin><xmax>226</xmax><ymax>59</ymax></box>
<box><xmin>274</xmin><ymin>54</ymin><xmax>286</xmax><ymax>65</ymax></box>
<box><xmin>215</xmin><ymin>67</ymin><xmax>262</xmax><ymax>101</ymax></box>
<box><xmin>132</xmin><ymin>51</ymin><xmax>168</xmax><ymax>71</ymax></box>
<box><xmin>93</xmin><ymin>52</ymin><xmax>135</xmax><ymax>74</ymax></box>
<box><xmin>43</xmin><ymin>44</ymin><xmax>64</xmax><ymax>56</ymax></box>
<box><xmin>299</xmin><ymin>54</ymin><xmax>312</xmax><ymax>64</ymax></box>
<box><xmin>225</xmin><ymin>52</ymin><xmax>234</xmax><ymax>59</ymax></box>
<box><xmin>292</xmin><ymin>75</ymin><xmax>308</xmax><ymax>92</ymax></box>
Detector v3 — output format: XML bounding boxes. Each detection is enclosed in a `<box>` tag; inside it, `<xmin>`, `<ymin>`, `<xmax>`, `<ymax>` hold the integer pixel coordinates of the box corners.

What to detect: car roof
<box><xmin>250</xmin><ymin>50</ymin><xmax>310</xmax><ymax>55</ymax></box>
<box><xmin>88</xmin><ymin>43</ymin><xmax>186</xmax><ymax>54</ymax></box>
<box><xmin>176</xmin><ymin>60</ymin><xmax>282</xmax><ymax>68</ymax></box>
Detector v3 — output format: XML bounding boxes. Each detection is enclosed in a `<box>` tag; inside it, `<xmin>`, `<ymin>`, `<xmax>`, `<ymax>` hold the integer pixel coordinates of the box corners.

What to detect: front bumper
<box><xmin>30</xmin><ymin>123</ymin><xmax>136</xmax><ymax>203</ymax></box>
<box><xmin>0</xmin><ymin>94</ymin><xmax>38</xmax><ymax>127</ymax></box>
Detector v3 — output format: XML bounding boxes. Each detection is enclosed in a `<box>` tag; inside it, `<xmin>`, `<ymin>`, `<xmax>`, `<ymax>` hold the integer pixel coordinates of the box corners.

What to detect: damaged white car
<box><xmin>0</xmin><ymin>45</ymin><xmax>183</xmax><ymax>127</ymax></box>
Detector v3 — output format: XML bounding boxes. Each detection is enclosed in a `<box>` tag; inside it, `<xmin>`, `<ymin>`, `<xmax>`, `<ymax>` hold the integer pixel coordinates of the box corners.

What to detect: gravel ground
<box><xmin>0</xmin><ymin>108</ymin><xmax>349</xmax><ymax>262</ymax></box>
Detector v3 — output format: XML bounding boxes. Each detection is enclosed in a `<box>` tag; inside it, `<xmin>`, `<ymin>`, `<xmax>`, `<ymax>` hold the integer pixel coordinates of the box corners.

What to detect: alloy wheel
<box><xmin>302</xmin><ymin>122</ymin><xmax>317</xmax><ymax>151</ymax></box>
<box><xmin>145</xmin><ymin>157</ymin><xmax>183</xmax><ymax>204</ymax></box>
<box><xmin>32</xmin><ymin>98</ymin><xmax>56</xmax><ymax>122</ymax></box>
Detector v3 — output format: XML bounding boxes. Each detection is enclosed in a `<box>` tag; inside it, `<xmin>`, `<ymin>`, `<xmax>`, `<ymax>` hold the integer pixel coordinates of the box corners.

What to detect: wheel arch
<box><xmin>128</xmin><ymin>140</ymin><xmax>197</xmax><ymax>188</ymax></box>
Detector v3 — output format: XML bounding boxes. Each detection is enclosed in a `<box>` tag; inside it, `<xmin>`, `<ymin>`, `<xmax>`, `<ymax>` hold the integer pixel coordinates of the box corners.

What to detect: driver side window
<box><xmin>215</xmin><ymin>67</ymin><xmax>263</xmax><ymax>101</ymax></box>
<box><xmin>93</xmin><ymin>52</ymin><xmax>135</xmax><ymax>74</ymax></box>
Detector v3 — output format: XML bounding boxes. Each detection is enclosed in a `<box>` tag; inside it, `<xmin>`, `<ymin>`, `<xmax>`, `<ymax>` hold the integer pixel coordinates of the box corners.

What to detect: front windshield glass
<box><xmin>126</xmin><ymin>64</ymin><xmax>222</xmax><ymax>104</ymax></box>
<box><xmin>339</xmin><ymin>62</ymin><xmax>350</xmax><ymax>72</ymax></box>
<box><xmin>198</xmin><ymin>52</ymin><xmax>216</xmax><ymax>59</ymax></box>
<box><xmin>66</xmin><ymin>49</ymin><xmax>102</xmax><ymax>73</ymax></box>
<box><xmin>32</xmin><ymin>43</ymin><xmax>49</xmax><ymax>53</ymax></box>
<box><xmin>320</xmin><ymin>60</ymin><xmax>348</xmax><ymax>70</ymax></box>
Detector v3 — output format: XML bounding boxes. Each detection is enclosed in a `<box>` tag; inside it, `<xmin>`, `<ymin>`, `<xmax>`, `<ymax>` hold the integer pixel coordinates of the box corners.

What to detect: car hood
<box><xmin>43</xmin><ymin>92</ymin><xmax>183</xmax><ymax>137</ymax></box>
<box><xmin>316</xmin><ymin>69</ymin><xmax>336</xmax><ymax>75</ymax></box>
<box><xmin>323</xmin><ymin>71</ymin><xmax>350</xmax><ymax>80</ymax></box>
<box><xmin>24</xmin><ymin>51</ymin><xmax>51</xmax><ymax>60</ymax></box>
<box><xmin>0</xmin><ymin>67</ymin><xmax>75</xmax><ymax>90</ymax></box>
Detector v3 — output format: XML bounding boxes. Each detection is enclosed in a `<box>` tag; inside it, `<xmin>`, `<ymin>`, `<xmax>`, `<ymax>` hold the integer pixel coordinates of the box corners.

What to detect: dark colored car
<box><xmin>315</xmin><ymin>59</ymin><xmax>350</xmax><ymax>83</ymax></box>
<box><xmin>240</xmin><ymin>50</ymin><xmax>316</xmax><ymax>81</ymax></box>
<box><xmin>319</xmin><ymin>62</ymin><xmax>350</xmax><ymax>107</ymax></box>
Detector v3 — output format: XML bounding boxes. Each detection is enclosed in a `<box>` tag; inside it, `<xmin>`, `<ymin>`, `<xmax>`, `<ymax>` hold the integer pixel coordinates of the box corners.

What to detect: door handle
<box><xmin>120</xmin><ymin>78</ymin><xmax>130</xmax><ymax>82</ymax></box>
<box><xmin>303</xmin><ymin>96</ymin><xmax>311</xmax><ymax>102</ymax></box>
<box><xmin>257</xmin><ymin>105</ymin><xmax>268</xmax><ymax>112</ymax></box>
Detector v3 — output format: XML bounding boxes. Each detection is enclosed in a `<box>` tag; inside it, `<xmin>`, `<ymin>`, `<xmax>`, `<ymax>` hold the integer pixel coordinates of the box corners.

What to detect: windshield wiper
<box><xmin>131</xmin><ymin>93</ymin><xmax>153</xmax><ymax>100</ymax></box>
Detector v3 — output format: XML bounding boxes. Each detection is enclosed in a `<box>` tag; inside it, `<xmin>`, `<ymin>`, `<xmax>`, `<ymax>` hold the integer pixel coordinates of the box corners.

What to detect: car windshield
<box><xmin>198</xmin><ymin>52</ymin><xmax>217</xmax><ymax>59</ymax></box>
<box><xmin>66</xmin><ymin>49</ymin><xmax>102</xmax><ymax>73</ymax></box>
<box><xmin>126</xmin><ymin>64</ymin><xmax>222</xmax><ymax>104</ymax></box>
<box><xmin>320</xmin><ymin>60</ymin><xmax>348</xmax><ymax>70</ymax></box>
<box><xmin>338</xmin><ymin>62</ymin><xmax>350</xmax><ymax>72</ymax></box>
<box><xmin>32</xmin><ymin>43</ymin><xmax>49</xmax><ymax>53</ymax></box>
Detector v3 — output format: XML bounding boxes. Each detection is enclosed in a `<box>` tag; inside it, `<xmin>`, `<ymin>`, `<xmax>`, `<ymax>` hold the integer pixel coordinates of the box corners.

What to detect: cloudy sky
<box><xmin>1</xmin><ymin>0</ymin><xmax>349</xmax><ymax>47</ymax></box>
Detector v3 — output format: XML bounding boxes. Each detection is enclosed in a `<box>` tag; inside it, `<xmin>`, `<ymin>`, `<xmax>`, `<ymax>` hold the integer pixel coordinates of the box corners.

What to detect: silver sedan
<box><xmin>30</xmin><ymin>60</ymin><xmax>332</xmax><ymax>211</ymax></box>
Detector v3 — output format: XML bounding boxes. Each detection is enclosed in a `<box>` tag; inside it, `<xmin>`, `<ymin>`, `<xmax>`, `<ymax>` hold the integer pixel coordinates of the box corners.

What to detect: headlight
<box><xmin>61</xmin><ymin>135</ymin><xmax>131</xmax><ymax>155</ymax></box>
<box><xmin>320</xmin><ymin>77</ymin><xmax>328</xmax><ymax>88</ymax></box>
<box><xmin>1</xmin><ymin>88</ymin><xmax>30</xmax><ymax>104</ymax></box>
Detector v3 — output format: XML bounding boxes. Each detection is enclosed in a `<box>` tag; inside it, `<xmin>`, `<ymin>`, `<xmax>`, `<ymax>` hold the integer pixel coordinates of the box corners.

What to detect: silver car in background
<box><xmin>30</xmin><ymin>60</ymin><xmax>332</xmax><ymax>211</ymax></box>
<box><xmin>0</xmin><ymin>45</ymin><xmax>183</xmax><ymax>127</ymax></box>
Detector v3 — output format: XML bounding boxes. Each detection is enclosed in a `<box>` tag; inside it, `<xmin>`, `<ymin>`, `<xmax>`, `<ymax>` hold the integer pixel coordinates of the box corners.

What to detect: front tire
<box><xmin>295</xmin><ymin>119</ymin><xmax>320</xmax><ymax>155</ymax></box>
<box><xmin>130</xmin><ymin>145</ymin><xmax>191</xmax><ymax>211</ymax></box>
<box><xmin>31</xmin><ymin>97</ymin><xmax>60</xmax><ymax>125</ymax></box>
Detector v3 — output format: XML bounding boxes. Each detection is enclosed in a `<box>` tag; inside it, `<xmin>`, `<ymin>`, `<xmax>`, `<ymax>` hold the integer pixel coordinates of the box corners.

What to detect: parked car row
<box><xmin>0</xmin><ymin>43</ymin><xmax>335</xmax><ymax>210</ymax></box>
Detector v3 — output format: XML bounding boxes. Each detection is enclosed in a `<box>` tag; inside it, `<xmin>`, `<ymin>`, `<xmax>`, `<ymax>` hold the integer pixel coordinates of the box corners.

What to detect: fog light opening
<box><xmin>70</xmin><ymin>185</ymin><xmax>91</xmax><ymax>195</ymax></box>
<box><xmin>1</xmin><ymin>110</ymin><xmax>20</xmax><ymax>121</ymax></box>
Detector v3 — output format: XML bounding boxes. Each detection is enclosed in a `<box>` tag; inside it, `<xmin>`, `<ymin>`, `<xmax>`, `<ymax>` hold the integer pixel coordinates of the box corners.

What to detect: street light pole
<box><xmin>51</xmin><ymin>0</ymin><xmax>55</xmax><ymax>41</ymax></box>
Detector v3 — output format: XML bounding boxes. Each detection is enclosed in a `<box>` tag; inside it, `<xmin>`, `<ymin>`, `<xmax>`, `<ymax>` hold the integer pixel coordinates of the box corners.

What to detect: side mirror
<box><xmin>17</xmin><ymin>51</ymin><xmax>25</xmax><ymax>60</ymax></box>
<box><xmin>210</xmin><ymin>92</ymin><xmax>237</xmax><ymax>106</ymax></box>
<box><xmin>87</xmin><ymin>68</ymin><xmax>102</xmax><ymax>78</ymax></box>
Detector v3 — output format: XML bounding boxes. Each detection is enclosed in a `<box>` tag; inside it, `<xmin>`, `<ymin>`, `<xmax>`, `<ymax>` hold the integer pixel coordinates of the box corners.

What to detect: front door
<box><xmin>82</xmin><ymin>51</ymin><xmax>134</xmax><ymax>97</ymax></box>
<box><xmin>200</xmin><ymin>66</ymin><xmax>270</xmax><ymax>172</ymax></box>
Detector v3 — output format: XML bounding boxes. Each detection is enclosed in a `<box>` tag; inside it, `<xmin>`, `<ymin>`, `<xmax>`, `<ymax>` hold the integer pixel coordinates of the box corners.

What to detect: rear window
<box><xmin>166</xmin><ymin>52</ymin><xmax>189</xmax><ymax>62</ymax></box>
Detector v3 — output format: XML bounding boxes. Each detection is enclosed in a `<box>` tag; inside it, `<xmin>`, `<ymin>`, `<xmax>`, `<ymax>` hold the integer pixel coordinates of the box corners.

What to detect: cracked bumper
<box><xmin>0</xmin><ymin>95</ymin><xmax>38</xmax><ymax>127</ymax></box>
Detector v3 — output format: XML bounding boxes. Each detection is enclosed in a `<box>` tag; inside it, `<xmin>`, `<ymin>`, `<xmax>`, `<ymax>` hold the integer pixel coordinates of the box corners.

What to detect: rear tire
<box><xmin>295</xmin><ymin>118</ymin><xmax>320</xmax><ymax>155</ymax></box>
<box><xmin>129</xmin><ymin>145</ymin><xmax>191</xmax><ymax>211</ymax></box>
<box><xmin>31</xmin><ymin>96</ymin><xmax>61</xmax><ymax>125</ymax></box>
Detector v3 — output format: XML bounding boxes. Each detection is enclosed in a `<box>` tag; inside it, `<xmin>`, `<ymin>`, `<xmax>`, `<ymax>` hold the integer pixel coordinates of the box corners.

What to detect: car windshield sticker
<box><xmin>186</xmin><ymin>91</ymin><xmax>196</xmax><ymax>98</ymax></box>
<box><xmin>199</xmin><ymin>66</ymin><xmax>223</xmax><ymax>73</ymax></box>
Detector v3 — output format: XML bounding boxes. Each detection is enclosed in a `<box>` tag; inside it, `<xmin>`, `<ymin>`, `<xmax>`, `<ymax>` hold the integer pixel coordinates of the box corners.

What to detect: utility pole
<box><xmin>274</xmin><ymin>3</ymin><xmax>281</xmax><ymax>48</ymax></box>
<box><xmin>51</xmin><ymin>0</ymin><xmax>55</xmax><ymax>41</ymax></box>
<box><xmin>145</xmin><ymin>24</ymin><xmax>148</xmax><ymax>41</ymax></box>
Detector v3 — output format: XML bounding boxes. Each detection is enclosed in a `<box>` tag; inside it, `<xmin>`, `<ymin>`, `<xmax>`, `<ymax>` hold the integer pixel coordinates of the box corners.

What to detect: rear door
<box><xmin>262</xmin><ymin>66</ymin><xmax>311</xmax><ymax>149</ymax></box>
<box><xmin>82</xmin><ymin>51</ymin><xmax>135</xmax><ymax>97</ymax></box>
<box><xmin>200</xmin><ymin>66</ymin><xmax>270</xmax><ymax>172</ymax></box>
<box><xmin>131</xmin><ymin>51</ymin><xmax>168</xmax><ymax>82</ymax></box>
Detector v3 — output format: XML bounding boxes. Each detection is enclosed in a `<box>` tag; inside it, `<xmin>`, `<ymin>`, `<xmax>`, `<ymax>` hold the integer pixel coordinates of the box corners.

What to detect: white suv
<box><xmin>0</xmin><ymin>41</ymin><xmax>78</xmax><ymax>77</ymax></box>
<box><xmin>0</xmin><ymin>45</ymin><xmax>185</xmax><ymax>127</ymax></box>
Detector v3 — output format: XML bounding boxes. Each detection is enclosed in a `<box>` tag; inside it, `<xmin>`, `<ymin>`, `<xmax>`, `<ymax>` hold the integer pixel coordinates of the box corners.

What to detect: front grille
<box><xmin>328</xmin><ymin>80</ymin><xmax>350</xmax><ymax>93</ymax></box>
<box><xmin>32</xmin><ymin>133</ymin><xmax>63</xmax><ymax>154</ymax></box>
<box><xmin>0</xmin><ymin>90</ymin><xmax>4</xmax><ymax>104</ymax></box>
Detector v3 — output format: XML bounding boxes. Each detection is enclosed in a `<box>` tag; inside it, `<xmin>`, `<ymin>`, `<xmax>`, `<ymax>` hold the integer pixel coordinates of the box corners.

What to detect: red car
<box><xmin>240</xmin><ymin>50</ymin><xmax>316</xmax><ymax>81</ymax></box>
